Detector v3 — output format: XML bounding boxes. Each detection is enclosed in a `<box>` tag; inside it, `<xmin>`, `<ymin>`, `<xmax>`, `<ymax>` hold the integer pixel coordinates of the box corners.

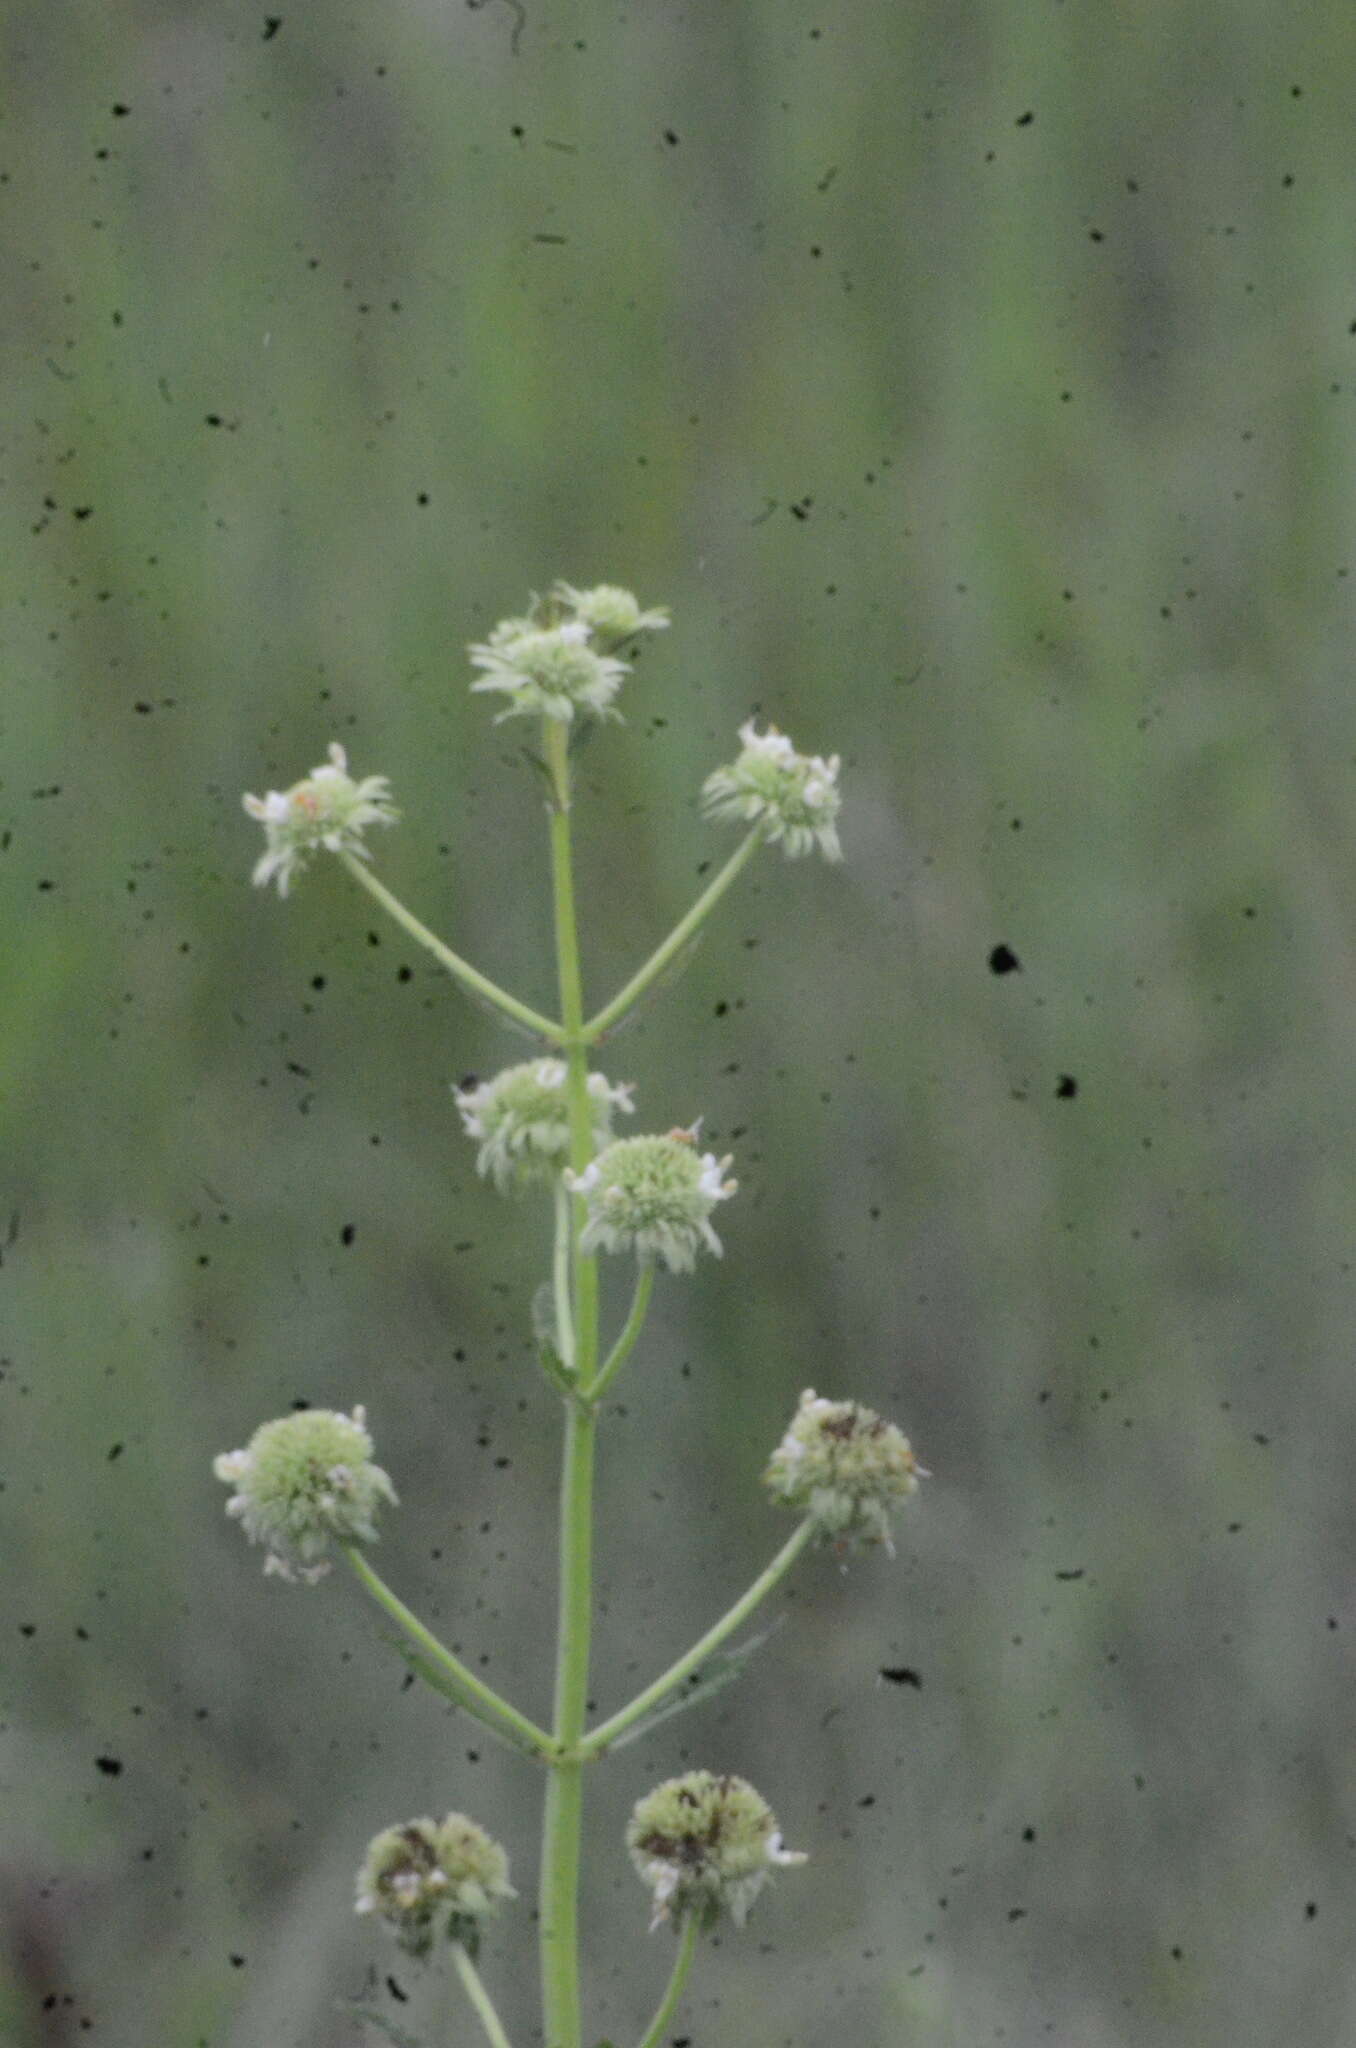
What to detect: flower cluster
<box><xmin>454</xmin><ymin>1060</ymin><xmax>634</xmax><ymax>1194</ymax></box>
<box><xmin>566</xmin><ymin>1127</ymin><xmax>736</xmax><ymax>1272</ymax></box>
<box><xmin>764</xmin><ymin>1389</ymin><xmax>920</xmax><ymax>1550</ymax></box>
<box><xmin>355</xmin><ymin>1814</ymin><xmax>515</xmax><ymax>1956</ymax></box>
<box><xmin>243</xmin><ymin>743</ymin><xmax>398</xmax><ymax>897</ymax></box>
<box><xmin>212</xmin><ymin>1406</ymin><xmax>397</xmax><ymax>1582</ymax></box>
<box><xmin>702</xmin><ymin>721</ymin><xmax>842</xmax><ymax>860</ymax></box>
<box><xmin>468</xmin><ymin>581</ymin><xmax>667</xmax><ymax>723</ymax></box>
<box><xmin>627</xmin><ymin>1771</ymin><xmax>806</xmax><ymax>1932</ymax></box>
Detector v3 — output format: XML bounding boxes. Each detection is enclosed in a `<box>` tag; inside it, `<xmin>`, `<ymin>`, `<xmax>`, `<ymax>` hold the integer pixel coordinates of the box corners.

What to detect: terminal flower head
<box><xmin>702</xmin><ymin>720</ymin><xmax>842</xmax><ymax>860</ymax></box>
<box><xmin>627</xmin><ymin>1771</ymin><xmax>806</xmax><ymax>1932</ymax></box>
<box><xmin>243</xmin><ymin>742</ymin><xmax>397</xmax><ymax>896</ymax></box>
<box><xmin>469</xmin><ymin>616</ymin><xmax>628</xmax><ymax>724</ymax></box>
<box><xmin>454</xmin><ymin>1060</ymin><xmax>635</xmax><ymax>1194</ymax></box>
<box><xmin>355</xmin><ymin>1814</ymin><xmax>515</xmax><ymax>1957</ymax></box>
<box><xmin>550</xmin><ymin>581</ymin><xmax>670</xmax><ymax>643</ymax></box>
<box><xmin>764</xmin><ymin>1389</ymin><xmax>921</xmax><ymax>1551</ymax></box>
<box><xmin>212</xmin><ymin>1405</ymin><xmax>397</xmax><ymax>1582</ymax></box>
<box><xmin>565</xmin><ymin>1126</ymin><xmax>736</xmax><ymax>1272</ymax></box>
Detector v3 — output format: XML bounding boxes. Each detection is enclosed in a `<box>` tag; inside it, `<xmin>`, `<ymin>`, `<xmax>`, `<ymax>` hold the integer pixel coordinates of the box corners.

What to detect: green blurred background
<box><xmin>4</xmin><ymin>2</ymin><xmax>1356</xmax><ymax>2043</ymax></box>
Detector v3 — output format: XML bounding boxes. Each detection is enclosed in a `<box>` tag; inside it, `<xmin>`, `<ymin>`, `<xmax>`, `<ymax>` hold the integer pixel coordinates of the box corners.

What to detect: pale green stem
<box><xmin>634</xmin><ymin>1917</ymin><xmax>699</xmax><ymax>2048</ymax></box>
<box><xmin>574</xmin><ymin>1518</ymin><xmax>817</xmax><ymax>1762</ymax></box>
<box><xmin>341</xmin><ymin>1546</ymin><xmax>556</xmax><ymax>1760</ymax></box>
<box><xmin>582</xmin><ymin>823</ymin><xmax>765</xmax><ymax>1043</ymax></box>
<box><xmin>587</xmin><ymin>1260</ymin><xmax>655</xmax><ymax>1407</ymax></box>
<box><xmin>539</xmin><ymin>717</ymin><xmax>601</xmax><ymax>2048</ymax></box>
<box><xmin>335</xmin><ymin>850</ymin><xmax>563</xmax><ymax>1042</ymax></box>
<box><xmin>552</xmin><ymin>1179</ymin><xmax>576</xmax><ymax>1372</ymax></box>
<box><xmin>452</xmin><ymin>1943</ymin><xmax>516</xmax><ymax>2048</ymax></box>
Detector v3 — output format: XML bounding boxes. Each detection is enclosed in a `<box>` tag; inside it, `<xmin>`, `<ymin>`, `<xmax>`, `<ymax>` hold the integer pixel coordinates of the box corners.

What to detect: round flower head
<box><xmin>242</xmin><ymin>742</ymin><xmax>398</xmax><ymax>897</ymax></box>
<box><xmin>550</xmin><ymin>580</ymin><xmax>670</xmax><ymax>643</ymax></box>
<box><xmin>212</xmin><ymin>1405</ymin><xmax>397</xmax><ymax>1583</ymax></box>
<box><xmin>627</xmin><ymin>1771</ymin><xmax>806</xmax><ymax>1932</ymax></box>
<box><xmin>565</xmin><ymin>1127</ymin><xmax>736</xmax><ymax>1272</ymax></box>
<box><xmin>764</xmin><ymin>1388</ymin><xmax>920</xmax><ymax>1552</ymax></box>
<box><xmin>701</xmin><ymin>720</ymin><xmax>842</xmax><ymax>860</ymax></box>
<box><xmin>454</xmin><ymin>1060</ymin><xmax>635</xmax><ymax>1195</ymax></box>
<box><xmin>468</xmin><ymin>616</ymin><xmax>629</xmax><ymax>724</ymax></box>
<box><xmin>355</xmin><ymin>1814</ymin><xmax>515</xmax><ymax>1957</ymax></box>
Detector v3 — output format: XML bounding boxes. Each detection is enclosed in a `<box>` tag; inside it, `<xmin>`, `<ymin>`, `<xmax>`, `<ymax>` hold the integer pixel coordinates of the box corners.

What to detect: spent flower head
<box><xmin>565</xmin><ymin>1126</ymin><xmax>736</xmax><ymax>1272</ymax></box>
<box><xmin>243</xmin><ymin>743</ymin><xmax>397</xmax><ymax>897</ymax></box>
<box><xmin>212</xmin><ymin>1405</ymin><xmax>397</xmax><ymax>1582</ymax></box>
<box><xmin>764</xmin><ymin>1388</ymin><xmax>920</xmax><ymax>1551</ymax></box>
<box><xmin>702</xmin><ymin>720</ymin><xmax>842</xmax><ymax>860</ymax></box>
<box><xmin>355</xmin><ymin>1814</ymin><xmax>515</xmax><ymax>1957</ymax></box>
<box><xmin>550</xmin><ymin>580</ymin><xmax>670</xmax><ymax>643</ymax></box>
<box><xmin>454</xmin><ymin>1059</ymin><xmax>635</xmax><ymax>1194</ymax></box>
<box><xmin>627</xmin><ymin>1771</ymin><xmax>806</xmax><ymax>1932</ymax></box>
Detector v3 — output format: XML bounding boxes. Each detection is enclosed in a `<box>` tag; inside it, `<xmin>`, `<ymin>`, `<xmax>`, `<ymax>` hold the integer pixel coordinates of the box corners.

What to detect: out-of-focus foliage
<box><xmin>3</xmin><ymin>3</ymin><xmax>1356</xmax><ymax>2044</ymax></box>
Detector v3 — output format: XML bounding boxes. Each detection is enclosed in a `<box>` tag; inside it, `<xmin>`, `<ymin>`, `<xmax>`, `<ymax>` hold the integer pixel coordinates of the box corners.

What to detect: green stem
<box><xmin>335</xmin><ymin>850</ymin><xmax>562</xmax><ymax>1042</ymax></box>
<box><xmin>574</xmin><ymin>1518</ymin><xmax>817</xmax><ymax>1761</ymax></box>
<box><xmin>552</xmin><ymin>1179</ymin><xmax>576</xmax><ymax>1373</ymax></box>
<box><xmin>452</xmin><ymin>1943</ymin><xmax>516</xmax><ymax>2048</ymax></box>
<box><xmin>539</xmin><ymin>717</ymin><xmax>601</xmax><ymax>2048</ymax></box>
<box><xmin>587</xmin><ymin>1261</ymin><xmax>655</xmax><ymax>1406</ymax></box>
<box><xmin>582</xmin><ymin>823</ymin><xmax>765</xmax><ymax>1043</ymax></box>
<box><xmin>634</xmin><ymin>1917</ymin><xmax>699</xmax><ymax>2048</ymax></box>
<box><xmin>341</xmin><ymin>1546</ymin><xmax>556</xmax><ymax>1760</ymax></box>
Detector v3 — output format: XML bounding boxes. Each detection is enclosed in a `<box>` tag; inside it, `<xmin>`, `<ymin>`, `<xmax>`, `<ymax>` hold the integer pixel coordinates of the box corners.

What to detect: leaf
<box><xmin>532</xmin><ymin>1281</ymin><xmax>575</xmax><ymax>1395</ymax></box>
<box><xmin>384</xmin><ymin>1637</ymin><xmax>538</xmax><ymax>1760</ymax></box>
<box><xmin>340</xmin><ymin>2001</ymin><xmax>427</xmax><ymax>2048</ymax></box>
<box><xmin>605</xmin><ymin>1619</ymin><xmax>785</xmax><ymax>1751</ymax></box>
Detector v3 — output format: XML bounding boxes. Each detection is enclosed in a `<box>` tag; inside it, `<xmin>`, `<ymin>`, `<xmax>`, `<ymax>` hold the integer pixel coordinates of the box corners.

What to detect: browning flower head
<box><xmin>701</xmin><ymin>720</ymin><xmax>842</xmax><ymax>860</ymax></box>
<box><xmin>565</xmin><ymin>1127</ymin><xmax>736</xmax><ymax>1272</ymax></box>
<box><xmin>764</xmin><ymin>1389</ymin><xmax>920</xmax><ymax>1551</ymax></box>
<box><xmin>627</xmin><ymin>1770</ymin><xmax>806</xmax><ymax>1931</ymax></box>
<box><xmin>243</xmin><ymin>743</ymin><xmax>397</xmax><ymax>896</ymax></box>
<box><xmin>212</xmin><ymin>1406</ymin><xmax>397</xmax><ymax>1582</ymax></box>
<box><xmin>454</xmin><ymin>1060</ymin><xmax>634</xmax><ymax>1194</ymax></box>
<box><xmin>355</xmin><ymin>1813</ymin><xmax>515</xmax><ymax>1956</ymax></box>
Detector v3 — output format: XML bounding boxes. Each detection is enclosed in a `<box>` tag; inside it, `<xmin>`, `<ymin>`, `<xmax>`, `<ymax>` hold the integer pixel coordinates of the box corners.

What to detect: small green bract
<box><xmin>764</xmin><ymin>1388</ymin><xmax>920</xmax><ymax>1550</ymax></box>
<box><xmin>212</xmin><ymin>1405</ymin><xmax>397</xmax><ymax>1582</ymax></box>
<box><xmin>355</xmin><ymin>1813</ymin><xmax>516</xmax><ymax>1956</ymax></box>
<box><xmin>627</xmin><ymin>1771</ymin><xmax>806</xmax><ymax>1931</ymax></box>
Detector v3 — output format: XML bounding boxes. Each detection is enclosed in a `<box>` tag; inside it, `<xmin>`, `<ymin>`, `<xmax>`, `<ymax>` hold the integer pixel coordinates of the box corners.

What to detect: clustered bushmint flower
<box><xmin>454</xmin><ymin>1060</ymin><xmax>635</xmax><ymax>1194</ymax></box>
<box><xmin>702</xmin><ymin>720</ymin><xmax>842</xmax><ymax>860</ymax></box>
<box><xmin>764</xmin><ymin>1388</ymin><xmax>920</xmax><ymax>1551</ymax></box>
<box><xmin>212</xmin><ymin>1406</ymin><xmax>397</xmax><ymax>1582</ymax></box>
<box><xmin>565</xmin><ymin>1127</ymin><xmax>736</xmax><ymax>1272</ymax></box>
<box><xmin>242</xmin><ymin>742</ymin><xmax>398</xmax><ymax>896</ymax></box>
<box><xmin>468</xmin><ymin>582</ymin><xmax>667</xmax><ymax>724</ymax></box>
<box><xmin>627</xmin><ymin>1771</ymin><xmax>806</xmax><ymax>1932</ymax></box>
<box><xmin>355</xmin><ymin>1813</ymin><xmax>515</xmax><ymax>1956</ymax></box>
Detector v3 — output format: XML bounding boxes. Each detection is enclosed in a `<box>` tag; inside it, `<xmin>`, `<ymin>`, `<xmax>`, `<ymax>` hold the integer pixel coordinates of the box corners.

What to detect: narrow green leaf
<box><xmin>532</xmin><ymin>1281</ymin><xmax>575</xmax><ymax>1395</ymax></box>
<box><xmin>385</xmin><ymin>1637</ymin><xmax>538</xmax><ymax>1759</ymax></box>
<box><xmin>341</xmin><ymin>2001</ymin><xmax>427</xmax><ymax>2048</ymax></box>
<box><xmin>605</xmin><ymin>1620</ymin><xmax>784</xmax><ymax>1751</ymax></box>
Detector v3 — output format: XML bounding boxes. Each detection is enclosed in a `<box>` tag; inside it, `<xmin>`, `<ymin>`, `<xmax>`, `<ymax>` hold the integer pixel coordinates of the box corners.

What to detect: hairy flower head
<box><xmin>627</xmin><ymin>1771</ymin><xmax>806</xmax><ymax>1931</ymax></box>
<box><xmin>701</xmin><ymin>720</ymin><xmax>842</xmax><ymax>860</ymax></box>
<box><xmin>764</xmin><ymin>1389</ymin><xmax>920</xmax><ymax>1551</ymax></box>
<box><xmin>565</xmin><ymin>1127</ymin><xmax>735</xmax><ymax>1272</ymax></box>
<box><xmin>454</xmin><ymin>1060</ymin><xmax>634</xmax><ymax>1194</ymax></box>
<box><xmin>355</xmin><ymin>1814</ymin><xmax>515</xmax><ymax>1956</ymax></box>
<box><xmin>212</xmin><ymin>1406</ymin><xmax>397</xmax><ymax>1582</ymax></box>
<box><xmin>550</xmin><ymin>581</ymin><xmax>670</xmax><ymax>643</ymax></box>
<box><xmin>469</xmin><ymin>617</ymin><xmax>629</xmax><ymax>724</ymax></box>
<box><xmin>243</xmin><ymin>742</ymin><xmax>397</xmax><ymax>896</ymax></box>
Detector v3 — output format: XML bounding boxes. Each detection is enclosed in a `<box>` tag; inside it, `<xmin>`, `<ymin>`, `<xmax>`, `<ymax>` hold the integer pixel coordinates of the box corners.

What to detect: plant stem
<box><xmin>581</xmin><ymin>823</ymin><xmax>765</xmax><ymax>1043</ymax></box>
<box><xmin>634</xmin><ymin>1917</ymin><xmax>699</xmax><ymax>2048</ymax></box>
<box><xmin>552</xmin><ymin>1179</ymin><xmax>576</xmax><ymax>1372</ymax></box>
<box><xmin>539</xmin><ymin>718</ymin><xmax>601</xmax><ymax>2048</ymax></box>
<box><xmin>452</xmin><ymin>1944</ymin><xmax>516</xmax><ymax>2048</ymax></box>
<box><xmin>574</xmin><ymin>1518</ymin><xmax>817</xmax><ymax>1761</ymax></box>
<box><xmin>341</xmin><ymin>1546</ymin><xmax>556</xmax><ymax>1760</ymax></box>
<box><xmin>587</xmin><ymin>1261</ymin><xmax>654</xmax><ymax>1407</ymax></box>
<box><xmin>335</xmin><ymin>850</ymin><xmax>563</xmax><ymax>1042</ymax></box>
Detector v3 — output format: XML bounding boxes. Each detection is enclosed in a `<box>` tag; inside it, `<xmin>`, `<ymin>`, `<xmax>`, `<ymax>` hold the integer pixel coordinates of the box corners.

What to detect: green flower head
<box><xmin>212</xmin><ymin>1405</ymin><xmax>397</xmax><ymax>1582</ymax></box>
<box><xmin>764</xmin><ymin>1389</ymin><xmax>921</xmax><ymax>1551</ymax></box>
<box><xmin>355</xmin><ymin>1813</ymin><xmax>515</xmax><ymax>1956</ymax></box>
<box><xmin>550</xmin><ymin>580</ymin><xmax>670</xmax><ymax>643</ymax></box>
<box><xmin>627</xmin><ymin>1771</ymin><xmax>806</xmax><ymax>1931</ymax></box>
<box><xmin>454</xmin><ymin>1060</ymin><xmax>634</xmax><ymax>1194</ymax></box>
<box><xmin>702</xmin><ymin>720</ymin><xmax>842</xmax><ymax>860</ymax></box>
<box><xmin>243</xmin><ymin>742</ymin><xmax>397</xmax><ymax>896</ymax></box>
<box><xmin>565</xmin><ymin>1127</ymin><xmax>736</xmax><ymax>1272</ymax></box>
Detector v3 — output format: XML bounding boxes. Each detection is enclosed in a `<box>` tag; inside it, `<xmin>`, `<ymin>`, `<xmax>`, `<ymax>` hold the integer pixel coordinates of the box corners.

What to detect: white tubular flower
<box><xmin>764</xmin><ymin>1389</ymin><xmax>921</xmax><ymax>1552</ymax></box>
<box><xmin>355</xmin><ymin>1814</ymin><xmax>515</xmax><ymax>1957</ymax></box>
<box><xmin>243</xmin><ymin>742</ymin><xmax>397</xmax><ymax>896</ymax></box>
<box><xmin>550</xmin><ymin>581</ymin><xmax>670</xmax><ymax>642</ymax></box>
<box><xmin>627</xmin><ymin>1771</ymin><xmax>806</xmax><ymax>1932</ymax></box>
<box><xmin>453</xmin><ymin>1060</ymin><xmax>635</xmax><ymax>1194</ymax></box>
<box><xmin>212</xmin><ymin>1406</ymin><xmax>397</xmax><ymax>1583</ymax></box>
<box><xmin>701</xmin><ymin>720</ymin><xmax>842</xmax><ymax>860</ymax></box>
<box><xmin>565</xmin><ymin>1127</ymin><xmax>736</xmax><ymax>1272</ymax></box>
<box><xmin>468</xmin><ymin>618</ymin><xmax>629</xmax><ymax>723</ymax></box>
